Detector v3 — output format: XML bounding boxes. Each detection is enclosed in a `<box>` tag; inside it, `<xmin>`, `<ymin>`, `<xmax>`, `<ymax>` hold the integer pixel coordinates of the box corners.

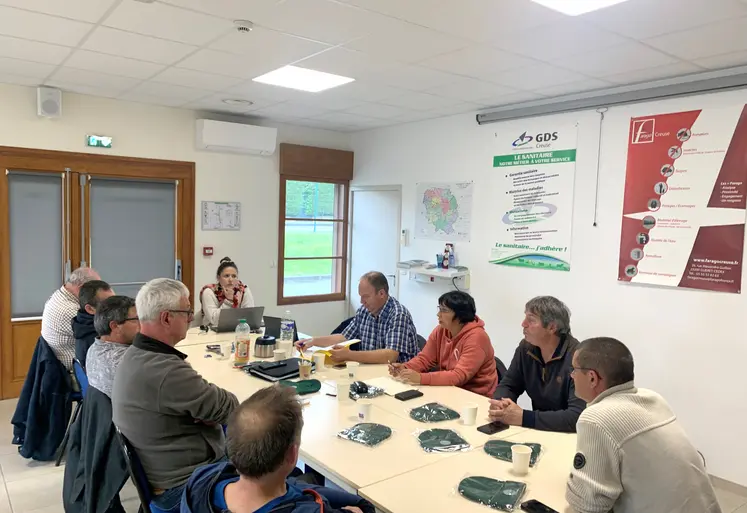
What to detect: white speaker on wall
<box><xmin>37</xmin><ymin>86</ymin><xmax>62</xmax><ymax>118</ymax></box>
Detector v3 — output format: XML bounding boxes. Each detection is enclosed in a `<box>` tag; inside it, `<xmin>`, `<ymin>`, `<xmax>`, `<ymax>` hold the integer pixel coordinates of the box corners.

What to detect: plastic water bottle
<box><xmin>234</xmin><ymin>319</ymin><xmax>251</xmax><ymax>366</ymax></box>
<box><xmin>280</xmin><ymin>310</ymin><xmax>295</xmax><ymax>342</ymax></box>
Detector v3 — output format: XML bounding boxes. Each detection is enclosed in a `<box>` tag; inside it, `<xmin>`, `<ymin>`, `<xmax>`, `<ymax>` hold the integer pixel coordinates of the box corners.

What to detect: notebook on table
<box><xmin>243</xmin><ymin>358</ymin><xmax>315</xmax><ymax>382</ymax></box>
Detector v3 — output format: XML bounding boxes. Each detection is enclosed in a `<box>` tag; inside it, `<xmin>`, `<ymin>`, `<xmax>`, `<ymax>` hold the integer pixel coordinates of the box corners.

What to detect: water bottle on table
<box><xmin>234</xmin><ymin>319</ymin><xmax>251</xmax><ymax>366</ymax></box>
<box><xmin>280</xmin><ymin>310</ymin><xmax>295</xmax><ymax>342</ymax></box>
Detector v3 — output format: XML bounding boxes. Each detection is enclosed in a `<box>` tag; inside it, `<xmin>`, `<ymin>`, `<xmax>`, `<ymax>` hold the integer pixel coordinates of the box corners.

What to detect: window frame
<box><xmin>277</xmin><ymin>174</ymin><xmax>349</xmax><ymax>305</ymax></box>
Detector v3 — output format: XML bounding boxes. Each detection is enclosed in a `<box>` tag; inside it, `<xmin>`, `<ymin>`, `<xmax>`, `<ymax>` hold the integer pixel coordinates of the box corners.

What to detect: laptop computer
<box><xmin>263</xmin><ymin>316</ymin><xmax>299</xmax><ymax>342</ymax></box>
<box><xmin>211</xmin><ymin>306</ymin><xmax>264</xmax><ymax>333</ymax></box>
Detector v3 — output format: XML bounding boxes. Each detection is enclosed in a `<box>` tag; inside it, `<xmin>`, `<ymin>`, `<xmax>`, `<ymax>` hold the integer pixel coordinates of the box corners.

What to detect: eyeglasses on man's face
<box><xmin>169</xmin><ymin>309</ymin><xmax>194</xmax><ymax>321</ymax></box>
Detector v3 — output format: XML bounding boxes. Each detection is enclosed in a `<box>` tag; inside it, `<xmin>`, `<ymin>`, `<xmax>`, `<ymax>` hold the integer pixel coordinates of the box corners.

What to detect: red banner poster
<box><xmin>618</xmin><ymin>106</ymin><xmax>747</xmax><ymax>293</ymax></box>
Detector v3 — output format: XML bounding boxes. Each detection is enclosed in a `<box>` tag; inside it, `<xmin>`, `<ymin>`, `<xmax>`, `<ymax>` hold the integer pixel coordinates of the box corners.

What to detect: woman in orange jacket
<box><xmin>389</xmin><ymin>291</ymin><xmax>498</xmax><ymax>397</ymax></box>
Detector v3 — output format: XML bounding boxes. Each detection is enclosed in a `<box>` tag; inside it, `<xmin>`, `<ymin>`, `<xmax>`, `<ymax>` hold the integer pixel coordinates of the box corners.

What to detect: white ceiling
<box><xmin>1</xmin><ymin>0</ymin><xmax>747</xmax><ymax>132</ymax></box>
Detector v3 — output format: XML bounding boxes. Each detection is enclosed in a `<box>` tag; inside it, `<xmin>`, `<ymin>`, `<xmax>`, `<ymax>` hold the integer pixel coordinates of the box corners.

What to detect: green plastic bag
<box><xmin>337</xmin><ymin>423</ymin><xmax>392</xmax><ymax>447</ymax></box>
<box><xmin>409</xmin><ymin>402</ymin><xmax>460</xmax><ymax>423</ymax></box>
<box><xmin>458</xmin><ymin>476</ymin><xmax>526</xmax><ymax>511</ymax></box>
<box><xmin>417</xmin><ymin>429</ymin><xmax>470</xmax><ymax>453</ymax></box>
<box><xmin>484</xmin><ymin>440</ymin><xmax>542</xmax><ymax>467</ymax></box>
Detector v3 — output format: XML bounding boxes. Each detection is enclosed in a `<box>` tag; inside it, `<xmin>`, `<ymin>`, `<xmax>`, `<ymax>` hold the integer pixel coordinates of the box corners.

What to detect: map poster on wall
<box><xmin>489</xmin><ymin>124</ymin><xmax>578</xmax><ymax>271</ymax></box>
<box><xmin>618</xmin><ymin>106</ymin><xmax>747</xmax><ymax>294</ymax></box>
<box><xmin>414</xmin><ymin>182</ymin><xmax>474</xmax><ymax>242</ymax></box>
<box><xmin>201</xmin><ymin>201</ymin><xmax>241</xmax><ymax>231</ymax></box>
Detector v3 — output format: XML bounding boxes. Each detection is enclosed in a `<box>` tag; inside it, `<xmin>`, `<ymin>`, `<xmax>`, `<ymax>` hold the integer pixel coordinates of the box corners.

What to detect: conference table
<box><xmin>177</xmin><ymin>328</ymin><xmax>576</xmax><ymax>513</ymax></box>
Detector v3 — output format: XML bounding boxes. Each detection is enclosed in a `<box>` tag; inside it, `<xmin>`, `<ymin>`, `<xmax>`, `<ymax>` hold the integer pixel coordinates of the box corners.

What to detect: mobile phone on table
<box><xmin>521</xmin><ymin>499</ymin><xmax>558</xmax><ymax>513</ymax></box>
<box><xmin>476</xmin><ymin>421</ymin><xmax>510</xmax><ymax>435</ymax></box>
<box><xmin>394</xmin><ymin>390</ymin><xmax>424</xmax><ymax>401</ymax></box>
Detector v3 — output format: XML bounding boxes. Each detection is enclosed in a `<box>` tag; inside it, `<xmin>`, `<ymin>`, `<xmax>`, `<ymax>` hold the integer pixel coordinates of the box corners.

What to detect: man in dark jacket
<box><xmin>63</xmin><ymin>386</ymin><xmax>128</xmax><ymax>513</ymax></box>
<box><xmin>11</xmin><ymin>336</ymin><xmax>73</xmax><ymax>460</ymax></box>
<box><xmin>490</xmin><ymin>296</ymin><xmax>585</xmax><ymax>433</ymax></box>
<box><xmin>72</xmin><ymin>280</ymin><xmax>113</xmax><ymax>368</ymax></box>
<box><xmin>180</xmin><ymin>386</ymin><xmax>374</xmax><ymax>513</ymax></box>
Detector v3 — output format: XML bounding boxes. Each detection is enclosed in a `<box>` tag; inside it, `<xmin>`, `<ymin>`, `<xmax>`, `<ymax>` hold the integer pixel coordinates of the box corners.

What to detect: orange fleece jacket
<box><xmin>404</xmin><ymin>316</ymin><xmax>498</xmax><ymax>398</ymax></box>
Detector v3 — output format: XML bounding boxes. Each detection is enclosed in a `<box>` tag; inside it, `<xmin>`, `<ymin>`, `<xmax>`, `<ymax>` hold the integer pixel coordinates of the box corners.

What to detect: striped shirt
<box><xmin>342</xmin><ymin>296</ymin><xmax>418</xmax><ymax>363</ymax></box>
<box><xmin>41</xmin><ymin>286</ymin><xmax>78</xmax><ymax>370</ymax></box>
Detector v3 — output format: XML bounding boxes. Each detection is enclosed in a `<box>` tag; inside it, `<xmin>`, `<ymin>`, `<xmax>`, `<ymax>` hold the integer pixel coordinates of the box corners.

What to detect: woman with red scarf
<box><xmin>199</xmin><ymin>257</ymin><xmax>255</xmax><ymax>326</ymax></box>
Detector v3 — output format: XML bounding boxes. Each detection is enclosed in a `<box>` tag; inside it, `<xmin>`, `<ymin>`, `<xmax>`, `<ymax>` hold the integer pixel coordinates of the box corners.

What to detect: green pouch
<box><xmin>457</xmin><ymin>476</ymin><xmax>526</xmax><ymax>511</ymax></box>
<box><xmin>409</xmin><ymin>402</ymin><xmax>460</xmax><ymax>423</ymax></box>
<box><xmin>337</xmin><ymin>423</ymin><xmax>392</xmax><ymax>447</ymax></box>
<box><xmin>279</xmin><ymin>379</ymin><xmax>321</xmax><ymax>396</ymax></box>
<box><xmin>484</xmin><ymin>440</ymin><xmax>542</xmax><ymax>467</ymax></box>
<box><xmin>417</xmin><ymin>428</ymin><xmax>470</xmax><ymax>453</ymax></box>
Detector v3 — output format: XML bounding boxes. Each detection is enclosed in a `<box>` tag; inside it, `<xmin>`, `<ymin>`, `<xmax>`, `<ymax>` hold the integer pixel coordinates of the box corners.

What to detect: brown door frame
<box><xmin>0</xmin><ymin>146</ymin><xmax>195</xmax><ymax>398</ymax></box>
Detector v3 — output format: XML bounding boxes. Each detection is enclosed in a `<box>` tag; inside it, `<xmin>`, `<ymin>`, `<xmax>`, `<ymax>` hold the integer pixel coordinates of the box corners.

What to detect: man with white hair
<box><xmin>112</xmin><ymin>278</ymin><xmax>238</xmax><ymax>513</ymax></box>
<box><xmin>41</xmin><ymin>267</ymin><xmax>100</xmax><ymax>370</ymax></box>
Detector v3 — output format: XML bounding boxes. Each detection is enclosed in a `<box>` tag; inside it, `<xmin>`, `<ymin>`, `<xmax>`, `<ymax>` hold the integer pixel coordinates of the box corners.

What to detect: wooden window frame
<box><xmin>277</xmin><ymin>175</ymin><xmax>349</xmax><ymax>305</ymax></box>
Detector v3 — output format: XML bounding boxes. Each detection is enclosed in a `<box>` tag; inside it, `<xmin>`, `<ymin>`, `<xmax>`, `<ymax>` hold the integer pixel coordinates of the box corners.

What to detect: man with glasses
<box><xmin>112</xmin><ymin>279</ymin><xmax>239</xmax><ymax>513</ymax></box>
<box><xmin>86</xmin><ymin>295</ymin><xmax>139</xmax><ymax>398</ymax></box>
<box><xmin>567</xmin><ymin>337</ymin><xmax>721</xmax><ymax>513</ymax></box>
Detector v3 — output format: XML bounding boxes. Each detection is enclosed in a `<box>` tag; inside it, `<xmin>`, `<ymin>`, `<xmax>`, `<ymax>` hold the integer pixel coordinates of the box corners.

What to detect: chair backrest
<box><xmin>495</xmin><ymin>357</ymin><xmax>508</xmax><ymax>382</ymax></box>
<box><xmin>115</xmin><ymin>426</ymin><xmax>153</xmax><ymax>513</ymax></box>
<box><xmin>72</xmin><ymin>359</ymin><xmax>88</xmax><ymax>399</ymax></box>
<box><xmin>416</xmin><ymin>334</ymin><xmax>427</xmax><ymax>351</ymax></box>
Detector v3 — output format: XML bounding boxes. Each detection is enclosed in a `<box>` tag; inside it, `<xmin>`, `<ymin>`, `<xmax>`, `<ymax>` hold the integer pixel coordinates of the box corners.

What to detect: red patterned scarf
<box><xmin>199</xmin><ymin>281</ymin><xmax>246</xmax><ymax>316</ymax></box>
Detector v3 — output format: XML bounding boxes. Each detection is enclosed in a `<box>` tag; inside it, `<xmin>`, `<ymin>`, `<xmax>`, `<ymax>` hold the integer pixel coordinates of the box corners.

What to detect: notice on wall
<box><xmin>489</xmin><ymin>125</ymin><xmax>577</xmax><ymax>271</ymax></box>
<box><xmin>618</xmin><ymin>107</ymin><xmax>747</xmax><ymax>293</ymax></box>
<box><xmin>201</xmin><ymin>201</ymin><xmax>241</xmax><ymax>231</ymax></box>
<box><xmin>415</xmin><ymin>182</ymin><xmax>474</xmax><ymax>242</ymax></box>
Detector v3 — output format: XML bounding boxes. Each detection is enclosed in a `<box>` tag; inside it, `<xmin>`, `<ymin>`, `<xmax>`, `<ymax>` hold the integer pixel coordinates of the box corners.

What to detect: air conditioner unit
<box><xmin>195</xmin><ymin>119</ymin><xmax>278</xmax><ymax>156</ymax></box>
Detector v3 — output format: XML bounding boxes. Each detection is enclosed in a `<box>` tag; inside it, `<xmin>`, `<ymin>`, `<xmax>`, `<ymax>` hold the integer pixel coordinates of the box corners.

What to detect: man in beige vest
<box><xmin>567</xmin><ymin>337</ymin><xmax>721</xmax><ymax>513</ymax></box>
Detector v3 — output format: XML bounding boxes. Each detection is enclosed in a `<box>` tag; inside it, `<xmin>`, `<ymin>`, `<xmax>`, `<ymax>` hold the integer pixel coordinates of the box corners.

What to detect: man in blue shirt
<box><xmin>180</xmin><ymin>386</ymin><xmax>374</xmax><ymax>513</ymax></box>
<box><xmin>297</xmin><ymin>272</ymin><xmax>418</xmax><ymax>363</ymax></box>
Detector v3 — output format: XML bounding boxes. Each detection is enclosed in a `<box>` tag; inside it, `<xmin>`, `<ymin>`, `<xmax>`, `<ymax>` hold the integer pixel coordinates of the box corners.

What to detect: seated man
<box><xmin>72</xmin><ymin>279</ymin><xmax>114</xmax><ymax>368</ymax></box>
<box><xmin>181</xmin><ymin>385</ymin><xmax>374</xmax><ymax>513</ymax></box>
<box><xmin>112</xmin><ymin>278</ymin><xmax>239</xmax><ymax>513</ymax></box>
<box><xmin>297</xmin><ymin>272</ymin><xmax>418</xmax><ymax>364</ymax></box>
<box><xmin>42</xmin><ymin>267</ymin><xmax>100</xmax><ymax>370</ymax></box>
<box><xmin>489</xmin><ymin>296</ymin><xmax>585</xmax><ymax>432</ymax></box>
<box><xmin>567</xmin><ymin>337</ymin><xmax>721</xmax><ymax>513</ymax></box>
<box><xmin>389</xmin><ymin>291</ymin><xmax>498</xmax><ymax>397</ymax></box>
<box><xmin>87</xmin><ymin>295</ymin><xmax>139</xmax><ymax>398</ymax></box>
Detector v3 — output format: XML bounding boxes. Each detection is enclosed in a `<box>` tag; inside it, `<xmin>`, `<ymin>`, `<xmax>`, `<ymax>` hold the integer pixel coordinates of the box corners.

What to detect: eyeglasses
<box><xmin>169</xmin><ymin>309</ymin><xmax>194</xmax><ymax>320</ymax></box>
<box><xmin>570</xmin><ymin>366</ymin><xmax>594</xmax><ymax>375</ymax></box>
<box><xmin>119</xmin><ymin>317</ymin><xmax>139</xmax><ymax>324</ymax></box>
<box><xmin>437</xmin><ymin>306</ymin><xmax>452</xmax><ymax>313</ymax></box>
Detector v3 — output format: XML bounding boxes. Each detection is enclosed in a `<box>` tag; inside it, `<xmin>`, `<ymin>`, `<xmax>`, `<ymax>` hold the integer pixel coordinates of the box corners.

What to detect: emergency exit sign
<box><xmin>86</xmin><ymin>135</ymin><xmax>112</xmax><ymax>148</ymax></box>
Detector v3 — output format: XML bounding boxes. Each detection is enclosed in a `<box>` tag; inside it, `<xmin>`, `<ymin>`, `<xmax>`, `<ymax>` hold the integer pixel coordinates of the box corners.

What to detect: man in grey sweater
<box><xmin>567</xmin><ymin>337</ymin><xmax>721</xmax><ymax>513</ymax></box>
<box><xmin>112</xmin><ymin>278</ymin><xmax>238</xmax><ymax>513</ymax></box>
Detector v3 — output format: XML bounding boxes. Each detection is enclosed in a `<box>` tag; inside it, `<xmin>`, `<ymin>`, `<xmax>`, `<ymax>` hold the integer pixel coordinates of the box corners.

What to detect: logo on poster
<box><xmin>512</xmin><ymin>132</ymin><xmax>534</xmax><ymax>147</ymax></box>
<box><xmin>631</xmin><ymin>118</ymin><xmax>656</xmax><ymax>144</ymax></box>
<box><xmin>512</xmin><ymin>131</ymin><xmax>558</xmax><ymax>148</ymax></box>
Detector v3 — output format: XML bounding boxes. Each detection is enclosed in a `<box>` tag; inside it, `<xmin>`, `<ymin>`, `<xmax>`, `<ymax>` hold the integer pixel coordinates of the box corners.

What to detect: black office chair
<box><xmin>495</xmin><ymin>357</ymin><xmax>508</xmax><ymax>382</ymax></box>
<box><xmin>331</xmin><ymin>317</ymin><xmax>354</xmax><ymax>335</ymax></box>
<box><xmin>116</xmin><ymin>427</ymin><xmax>153</xmax><ymax>513</ymax></box>
<box><xmin>55</xmin><ymin>358</ymin><xmax>87</xmax><ymax>466</ymax></box>
<box><xmin>416</xmin><ymin>334</ymin><xmax>427</xmax><ymax>351</ymax></box>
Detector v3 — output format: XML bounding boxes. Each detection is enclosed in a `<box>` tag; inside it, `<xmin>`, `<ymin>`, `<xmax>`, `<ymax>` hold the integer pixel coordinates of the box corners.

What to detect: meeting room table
<box><xmin>177</xmin><ymin>328</ymin><xmax>576</xmax><ymax>512</ymax></box>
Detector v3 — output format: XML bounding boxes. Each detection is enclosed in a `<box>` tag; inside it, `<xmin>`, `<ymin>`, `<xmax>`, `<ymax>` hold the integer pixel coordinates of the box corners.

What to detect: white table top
<box><xmin>178</xmin><ymin>331</ymin><xmax>574</xmax><ymax>509</ymax></box>
<box><xmin>359</xmin><ymin>429</ymin><xmax>577</xmax><ymax>513</ymax></box>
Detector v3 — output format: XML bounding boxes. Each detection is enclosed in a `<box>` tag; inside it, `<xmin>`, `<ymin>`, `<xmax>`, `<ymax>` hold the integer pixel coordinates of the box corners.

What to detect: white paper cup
<box><xmin>336</xmin><ymin>381</ymin><xmax>350</xmax><ymax>402</ymax></box>
<box><xmin>462</xmin><ymin>403</ymin><xmax>478</xmax><ymax>426</ymax></box>
<box><xmin>278</xmin><ymin>340</ymin><xmax>293</xmax><ymax>357</ymax></box>
<box><xmin>346</xmin><ymin>361</ymin><xmax>359</xmax><ymax>379</ymax></box>
<box><xmin>273</xmin><ymin>349</ymin><xmax>286</xmax><ymax>362</ymax></box>
<box><xmin>358</xmin><ymin>400</ymin><xmax>372</xmax><ymax>421</ymax></box>
<box><xmin>312</xmin><ymin>352</ymin><xmax>326</xmax><ymax>371</ymax></box>
<box><xmin>219</xmin><ymin>342</ymin><xmax>232</xmax><ymax>361</ymax></box>
<box><xmin>511</xmin><ymin>444</ymin><xmax>532</xmax><ymax>476</ymax></box>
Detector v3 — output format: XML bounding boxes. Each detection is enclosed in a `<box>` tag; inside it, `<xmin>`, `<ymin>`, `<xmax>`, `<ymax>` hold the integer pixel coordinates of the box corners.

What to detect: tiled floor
<box><xmin>0</xmin><ymin>397</ymin><xmax>743</xmax><ymax>513</ymax></box>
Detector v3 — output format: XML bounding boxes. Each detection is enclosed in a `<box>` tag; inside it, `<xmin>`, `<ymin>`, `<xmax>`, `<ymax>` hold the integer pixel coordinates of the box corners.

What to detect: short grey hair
<box><xmin>67</xmin><ymin>267</ymin><xmax>99</xmax><ymax>286</ymax></box>
<box><xmin>136</xmin><ymin>278</ymin><xmax>189</xmax><ymax>322</ymax></box>
<box><xmin>576</xmin><ymin>337</ymin><xmax>635</xmax><ymax>388</ymax></box>
<box><xmin>94</xmin><ymin>295</ymin><xmax>136</xmax><ymax>336</ymax></box>
<box><xmin>361</xmin><ymin>271</ymin><xmax>389</xmax><ymax>294</ymax></box>
<box><xmin>525</xmin><ymin>296</ymin><xmax>571</xmax><ymax>336</ymax></box>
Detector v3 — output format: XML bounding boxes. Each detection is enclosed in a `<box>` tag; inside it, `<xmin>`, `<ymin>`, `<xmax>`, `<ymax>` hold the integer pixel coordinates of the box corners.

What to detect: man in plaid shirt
<box><xmin>41</xmin><ymin>267</ymin><xmax>100</xmax><ymax>370</ymax></box>
<box><xmin>297</xmin><ymin>272</ymin><xmax>418</xmax><ymax>364</ymax></box>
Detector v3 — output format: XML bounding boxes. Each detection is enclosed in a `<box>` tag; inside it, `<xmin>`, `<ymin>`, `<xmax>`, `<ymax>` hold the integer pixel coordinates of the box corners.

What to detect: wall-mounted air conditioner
<box><xmin>195</xmin><ymin>119</ymin><xmax>278</xmax><ymax>156</ymax></box>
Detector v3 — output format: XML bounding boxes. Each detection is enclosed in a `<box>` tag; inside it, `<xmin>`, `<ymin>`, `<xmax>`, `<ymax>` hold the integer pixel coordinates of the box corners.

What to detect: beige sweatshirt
<box><xmin>566</xmin><ymin>382</ymin><xmax>721</xmax><ymax>513</ymax></box>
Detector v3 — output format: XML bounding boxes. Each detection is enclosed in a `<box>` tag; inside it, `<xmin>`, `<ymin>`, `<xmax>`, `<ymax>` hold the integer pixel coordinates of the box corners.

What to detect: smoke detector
<box><xmin>234</xmin><ymin>20</ymin><xmax>254</xmax><ymax>33</ymax></box>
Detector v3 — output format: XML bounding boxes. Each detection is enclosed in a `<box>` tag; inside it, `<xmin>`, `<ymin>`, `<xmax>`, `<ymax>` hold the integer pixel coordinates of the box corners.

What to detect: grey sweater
<box><xmin>112</xmin><ymin>334</ymin><xmax>238</xmax><ymax>490</ymax></box>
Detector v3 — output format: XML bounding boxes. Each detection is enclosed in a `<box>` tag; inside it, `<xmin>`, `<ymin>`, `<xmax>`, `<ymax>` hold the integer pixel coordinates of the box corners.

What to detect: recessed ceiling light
<box><xmin>252</xmin><ymin>65</ymin><xmax>354</xmax><ymax>93</ymax></box>
<box><xmin>222</xmin><ymin>99</ymin><xmax>254</xmax><ymax>106</ymax></box>
<box><xmin>529</xmin><ymin>0</ymin><xmax>630</xmax><ymax>15</ymax></box>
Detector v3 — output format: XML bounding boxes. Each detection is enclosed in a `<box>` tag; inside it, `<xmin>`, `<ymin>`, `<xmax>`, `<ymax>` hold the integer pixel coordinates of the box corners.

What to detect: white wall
<box><xmin>351</xmin><ymin>88</ymin><xmax>747</xmax><ymax>486</ymax></box>
<box><xmin>0</xmin><ymin>83</ymin><xmax>350</xmax><ymax>336</ymax></box>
